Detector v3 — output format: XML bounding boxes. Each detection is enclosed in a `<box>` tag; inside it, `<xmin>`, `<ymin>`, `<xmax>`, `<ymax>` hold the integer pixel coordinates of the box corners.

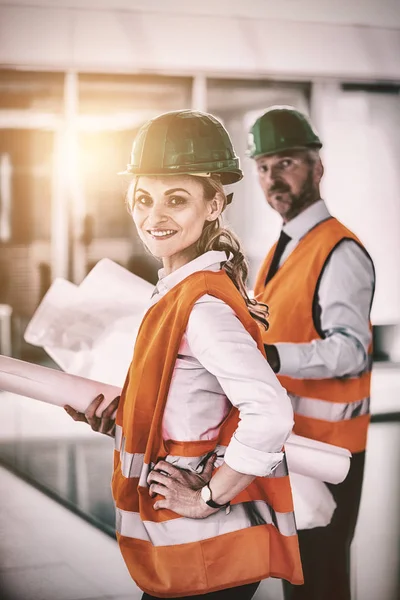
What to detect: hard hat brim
<box><xmin>248</xmin><ymin>142</ymin><xmax>322</xmax><ymax>160</ymax></box>
<box><xmin>118</xmin><ymin>167</ymin><xmax>243</xmax><ymax>185</ymax></box>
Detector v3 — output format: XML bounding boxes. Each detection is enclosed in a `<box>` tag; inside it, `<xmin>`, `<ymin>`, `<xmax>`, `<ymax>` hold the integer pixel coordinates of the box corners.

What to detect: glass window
<box><xmin>0</xmin><ymin>129</ymin><xmax>53</xmax><ymax>243</ymax></box>
<box><xmin>78</xmin><ymin>73</ymin><xmax>192</xmax><ymax>114</ymax></box>
<box><xmin>0</xmin><ymin>69</ymin><xmax>64</xmax><ymax>112</ymax></box>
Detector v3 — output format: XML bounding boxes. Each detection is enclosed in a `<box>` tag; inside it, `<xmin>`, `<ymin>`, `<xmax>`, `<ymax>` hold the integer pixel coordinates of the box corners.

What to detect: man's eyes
<box><xmin>279</xmin><ymin>159</ymin><xmax>294</xmax><ymax>169</ymax></box>
<box><xmin>258</xmin><ymin>159</ymin><xmax>294</xmax><ymax>173</ymax></box>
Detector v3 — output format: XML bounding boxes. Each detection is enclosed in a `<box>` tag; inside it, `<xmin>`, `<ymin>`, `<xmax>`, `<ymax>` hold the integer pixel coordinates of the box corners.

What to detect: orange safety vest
<box><xmin>254</xmin><ymin>217</ymin><xmax>372</xmax><ymax>454</ymax></box>
<box><xmin>112</xmin><ymin>269</ymin><xmax>303</xmax><ymax>598</ymax></box>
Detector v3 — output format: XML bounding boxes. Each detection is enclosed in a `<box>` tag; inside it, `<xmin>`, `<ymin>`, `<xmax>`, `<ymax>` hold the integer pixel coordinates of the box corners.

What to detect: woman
<box><xmin>66</xmin><ymin>110</ymin><xmax>303</xmax><ymax>599</ymax></box>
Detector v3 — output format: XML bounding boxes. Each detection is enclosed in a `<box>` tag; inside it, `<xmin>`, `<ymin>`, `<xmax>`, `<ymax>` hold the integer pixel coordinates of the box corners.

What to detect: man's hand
<box><xmin>264</xmin><ymin>344</ymin><xmax>281</xmax><ymax>373</ymax></box>
<box><xmin>147</xmin><ymin>454</ymin><xmax>218</xmax><ymax>518</ymax></box>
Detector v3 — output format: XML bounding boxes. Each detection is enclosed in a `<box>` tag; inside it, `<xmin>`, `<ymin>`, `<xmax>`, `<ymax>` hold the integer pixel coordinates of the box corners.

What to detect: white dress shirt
<box><xmin>150</xmin><ymin>251</ymin><xmax>294</xmax><ymax>477</ymax></box>
<box><xmin>274</xmin><ymin>200</ymin><xmax>375</xmax><ymax>379</ymax></box>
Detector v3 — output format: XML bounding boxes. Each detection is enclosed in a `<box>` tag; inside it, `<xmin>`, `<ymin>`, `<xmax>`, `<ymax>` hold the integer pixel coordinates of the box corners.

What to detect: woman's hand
<box><xmin>147</xmin><ymin>454</ymin><xmax>218</xmax><ymax>518</ymax></box>
<box><xmin>64</xmin><ymin>394</ymin><xmax>120</xmax><ymax>437</ymax></box>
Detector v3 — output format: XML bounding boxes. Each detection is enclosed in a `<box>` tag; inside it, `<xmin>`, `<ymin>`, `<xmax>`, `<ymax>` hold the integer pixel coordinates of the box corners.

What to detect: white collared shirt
<box><xmin>150</xmin><ymin>251</ymin><xmax>294</xmax><ymax>477</ymax></box>
<box><xmin>273</xmin><ymin>200</ymin><xmax>375</xmax><ymax>379</ymax></box>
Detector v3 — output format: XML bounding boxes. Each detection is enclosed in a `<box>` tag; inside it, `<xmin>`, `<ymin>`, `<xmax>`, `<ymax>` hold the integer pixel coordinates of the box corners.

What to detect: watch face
<box><xmin>201</xmin><ymin>485</ymin><xmax>211</xmax><ymax>503</ymax></box>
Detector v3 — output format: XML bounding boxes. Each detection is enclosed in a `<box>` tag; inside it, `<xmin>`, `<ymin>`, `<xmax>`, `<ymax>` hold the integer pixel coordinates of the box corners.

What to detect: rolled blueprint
<box><xmin>285</xmin><ymin>433</ymin><xmax>351</xmax><ymax>484</ymax></box>
<box><xmin>24</xmin><ymin>258</ymin><xmax>153</xmax><ymax>386</ymax></box>
<box><xmin>290</xmin><ymin>473</ymin><xmax>337</xmax><ymax>529</ymax></box>
<box><xmin>0</xmin><ymin>355</ymin><xmax>121</xmax><ymax>415</ymax></box>
<box><xmin>0</xmin><ymin>355</ymin><xmax>350</xmax><ymax>483</ymax></box>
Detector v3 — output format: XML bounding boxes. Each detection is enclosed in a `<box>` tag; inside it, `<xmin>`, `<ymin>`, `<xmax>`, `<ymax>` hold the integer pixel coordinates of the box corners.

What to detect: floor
<box><xmin>0</xmin><ymin>466</ymin><xmax>142</xmax><ymax>600</ymax></box>
<box><xmin>0</xmin><ymin>466</ymin><xmax>284</xmax><ymax>600</ymax></box>
<box><xmin>0</xmin><ymin>381</ymin><xmax>399</xmax><ymax>600</ymax></box>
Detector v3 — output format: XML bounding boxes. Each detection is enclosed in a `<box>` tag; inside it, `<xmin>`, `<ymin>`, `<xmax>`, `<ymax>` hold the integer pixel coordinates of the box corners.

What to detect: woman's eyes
<box><xmin>168</xmin><ymin>195</ymin><xmax>186</xmax><ymax>206</ymax></box>
<box><xmin>135</xmin><ymin>195</ymin><xmax>152</xmax><ymax>206</ymax></box>
<box><xmin>134</xmin><ymin>195</ymin><xmax>186</xmax><ymax>207</ymax></box>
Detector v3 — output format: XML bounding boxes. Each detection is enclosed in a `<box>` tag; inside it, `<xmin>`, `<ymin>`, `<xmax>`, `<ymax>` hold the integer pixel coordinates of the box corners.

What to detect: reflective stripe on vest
<box><xmin>254</xmin><ymin>218</ymin><xmax>372</xmax><ymax>453</ymax></box>
<box><xmin>115</xmin><ymin>425</ymin><xmax>289</xmax><ymax>480</ymax></box>
<box><xmin>290</xmin><ymin>395</ymin><xmax>370</xmax><ymax>422</ymax></box>
<box><xmin>115</xmin><ymin>423</ymin><xmax>122</xmax><ymax>452</ymax></box>
<box><xmin>116</xmin><ymin>500</ymin><xmax>296</xmax><ymax>545</ymax></box>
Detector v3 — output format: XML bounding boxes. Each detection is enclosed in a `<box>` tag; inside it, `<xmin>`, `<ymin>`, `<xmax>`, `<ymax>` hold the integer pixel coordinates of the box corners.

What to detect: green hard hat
<box><xmin>247</xmin><ymin>106</ymin><xmax>322</xmax><ymax>159</ymax></box>
<box><xmin>121</xmin><ymin>110</ymin><xmax>243</xmax><ymax>185</ymax></box>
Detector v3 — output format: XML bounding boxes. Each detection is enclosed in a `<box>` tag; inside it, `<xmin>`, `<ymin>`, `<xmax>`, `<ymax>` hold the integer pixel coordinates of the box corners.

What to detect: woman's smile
<box><xmin>147</xmin><ymin>228</ymin><xmax>178</xmax><ymax>240</ymax></box>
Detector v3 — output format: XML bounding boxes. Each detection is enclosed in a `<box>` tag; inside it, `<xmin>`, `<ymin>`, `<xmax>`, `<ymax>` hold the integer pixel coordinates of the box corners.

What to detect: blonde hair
<box><xmin>127</xmin><ymin>175</ymin><xmax>269</xmax><ymax>329</ymax></box>
<box><xmin>196</xmin><ymin>176</ymin><xmax>269</xmax><ymax>329</ymax></box>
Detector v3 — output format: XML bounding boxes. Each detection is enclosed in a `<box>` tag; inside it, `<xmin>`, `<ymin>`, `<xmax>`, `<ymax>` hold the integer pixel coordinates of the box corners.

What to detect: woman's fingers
<box><xmin>148</xmin><ymin>469</ymin><xmax>174</xmax><ymax>498</ymax></box>
<box><xmin>98</xmin><ymin>417</ymin><xmax>116</xmax><ymax>436</ymax></box>
<box><xmin>64</xmin><ymin>406</ymin><xmax>87</xmax><ymax>422</ymax></box>
<box><xmin>98</xmin><ymin>417</ymin><xmax>110</xmax><ymax>434</ymax></box>
<box><xmin>153</xmin><ymin>499</ymin><xmax>168</xmax><ymax>511</ymax></box>
<box><xmin>102</xmin><ymin>395</ymin><xmax>120</xmax><ymax>419</ymax></box>
<box><xmin>85</xmin><ymin>394</ymin><xmax>106</xmax><ymax>431</ymax></box>
<box><xmin>96</xmin><ymin>395</ymin><xmax>119</xmax><ymax>434</ymax></box>
<box><xmin>149</xmin><ymin>483</ymin><xmax>169</xmax><ymax>497</ymax></box>
<box><xmin>85</xmin><ymin>394</ymin><xmax>105</xmax><ymax>419</ymax></box>
<box><xmin>147</xmin><ymin>470</ymin><xmax>171</xmax><ymax>487</ymax></box>
<box><xmin>153</xmin><ymin>460</ymin><xmax>178</xmax><ymax>477</ymax></box>
<box><xmin>200</xmin><ymin>453</ymin><xmax>217</xmax><ymax>481</ymax></box>
<box><xmin>64</xmin><ymin>393</ymin><xmax>118</xmax><ymax>436</ymax></box>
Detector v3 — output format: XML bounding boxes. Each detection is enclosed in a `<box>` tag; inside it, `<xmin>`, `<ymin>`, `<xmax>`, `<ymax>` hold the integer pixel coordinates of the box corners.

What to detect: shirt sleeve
<box><xmin>186</xmin><ymin>295</ymin><xmax>294</xmax><ymax>477</ymax></box>
<box><xmin>276</xmin><ymin>240</ymin><xmax>375</xmax><ymax>379</ymax></box>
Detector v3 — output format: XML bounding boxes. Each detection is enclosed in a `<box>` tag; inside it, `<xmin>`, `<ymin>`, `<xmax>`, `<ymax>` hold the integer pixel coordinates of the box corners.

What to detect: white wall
<box><xmin>313</xmin><ymin>83</ymin><xmax>400</xmax><ymax>325</ymax></box>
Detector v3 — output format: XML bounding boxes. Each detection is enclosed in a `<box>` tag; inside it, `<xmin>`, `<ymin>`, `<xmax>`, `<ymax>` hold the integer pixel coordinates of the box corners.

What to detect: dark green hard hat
<box><xmin>247</xmin><ymin>106</ymin><xmax>322</xmax><ymax>159</ymax></box>
<box><xmin>121</xmin><ymin>110</ymin><xmax>243</xmax><ymax>185</ymax></box>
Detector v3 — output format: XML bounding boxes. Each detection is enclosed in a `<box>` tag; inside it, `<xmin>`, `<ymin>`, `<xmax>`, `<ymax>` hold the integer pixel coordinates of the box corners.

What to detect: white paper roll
<box><xmin>290</xmin><ymin>473</ymin><xmax>337</xmax><ymax>529</ymax></box>
<box><xmin>24</xmin><ymin>258</ymin><xmax>153</xmax><ymax>385</ymax></box>
<box><xmin>0</xmin><ymin>355</ymin><xmax>121</xmax><ymax>415</ymax></box>
<box><xmin>285</xmin><ymin>433</ymin><xmax>351</xmax><ymax>484</ymax></box>
<box><xmin>0</xmin><ymin>356</ymin><xmax>351</xmax><ymax>484</ymax></box>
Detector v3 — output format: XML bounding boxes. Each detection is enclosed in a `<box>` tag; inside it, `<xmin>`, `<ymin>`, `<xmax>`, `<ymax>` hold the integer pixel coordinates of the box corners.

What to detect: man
<box><xmin>248</xmin><ymin>106</ymin><xmax>375</xmax><ymax>600</ymax></box>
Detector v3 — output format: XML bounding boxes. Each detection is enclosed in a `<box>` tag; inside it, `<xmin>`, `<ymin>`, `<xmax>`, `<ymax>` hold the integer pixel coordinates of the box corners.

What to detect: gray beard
<box><xmin>287</xmin><ymin>172</ymin><xmax>317</xmax><ymax>215</ymax></box>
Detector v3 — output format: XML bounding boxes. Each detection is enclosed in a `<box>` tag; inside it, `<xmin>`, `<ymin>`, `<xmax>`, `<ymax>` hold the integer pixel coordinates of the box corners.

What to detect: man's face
<box><xmin>255</xmin><ymin>149</ymin><xmax>323</xmax><ymax>223</ymax></box>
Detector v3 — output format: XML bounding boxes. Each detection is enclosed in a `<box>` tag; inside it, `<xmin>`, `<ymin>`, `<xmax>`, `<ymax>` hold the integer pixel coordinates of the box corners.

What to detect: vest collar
<box><xmin>283</xmin><ymin>199</ymin><xmax>330</xmax><ymax>241</ymax></box>
<box><xmin>154</xmin><ymin>250</ymin><xmax>227</xmax><ymax>299</ymax></box>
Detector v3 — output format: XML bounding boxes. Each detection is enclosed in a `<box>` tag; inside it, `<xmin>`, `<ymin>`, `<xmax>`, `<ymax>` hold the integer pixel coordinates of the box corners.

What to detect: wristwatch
<box><xmin>200</xmin><ymin>484</ymin><xmax>231</xmax><ymax>514</ymax></box>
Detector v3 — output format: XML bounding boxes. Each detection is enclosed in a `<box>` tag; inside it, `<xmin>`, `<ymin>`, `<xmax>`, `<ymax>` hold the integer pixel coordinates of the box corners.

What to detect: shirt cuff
<box><xmin>224</xmin><ymin>434</ymin><xmax>284</xmax><ymax>477</ymax></box>
<box><xmin>274</xmin><ymin>342</ymin><xmax>302</xmax><ymax>377</ymax></box>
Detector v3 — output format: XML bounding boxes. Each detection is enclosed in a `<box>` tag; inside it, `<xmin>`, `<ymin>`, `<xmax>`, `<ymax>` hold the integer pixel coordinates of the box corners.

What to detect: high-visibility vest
<box><xmin>254</xmin><ymin>217</ymin><xmax>373</xmax><ymax>454</ymax></box>
<box><xmin>112</xmin><ymin>270</ymin><xmax>303</xmax><ymax>598</ymax></box>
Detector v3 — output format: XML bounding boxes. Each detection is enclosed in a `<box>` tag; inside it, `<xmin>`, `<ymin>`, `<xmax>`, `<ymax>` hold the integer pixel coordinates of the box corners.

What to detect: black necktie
<box><xmin>265</xmin><ymin>230</ymin><xmax>291</xmax><ymax>285</ymax></box>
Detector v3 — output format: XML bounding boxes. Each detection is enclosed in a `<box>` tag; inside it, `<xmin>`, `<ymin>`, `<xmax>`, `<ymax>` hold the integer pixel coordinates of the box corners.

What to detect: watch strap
<box><xmin>206</xmin><ymin>497</ymin><xmax>228</xmax><ymax>509</ymax></box>
<box><xmin>202</xmin><ymin>484</ymin><xmax>231</xmax><ymax>513</ymax></box>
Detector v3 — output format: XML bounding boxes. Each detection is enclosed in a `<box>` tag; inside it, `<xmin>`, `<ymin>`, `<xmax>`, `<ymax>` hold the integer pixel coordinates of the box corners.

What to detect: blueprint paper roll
<box><xmin>285</xmin><ymin>433</ymin><xmax>351</xmax><ymax>484</ymax></box>
<box><xmin>0</xmin><ymin>356</ymin><xmax>122</xmax><ymax>415</ymax></box>
<box><xmin>290</xmin><ymin>473</ymin><xmax>337</xmax><ymax>529</ymax></box>
<box><xmin>24</xmin><ymin>258</ymin><xmax>153</xmax><ymax>386</ymax></box>
<box><xmin>0</xmin><ymin>357</ymin><xmax>350</xmax><ymax>484</ymax></box>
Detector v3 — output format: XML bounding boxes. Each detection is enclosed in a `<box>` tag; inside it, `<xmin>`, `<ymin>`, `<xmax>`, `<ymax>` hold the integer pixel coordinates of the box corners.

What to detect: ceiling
<box><xmin>1</xmin><ymin>0</ymin><xmax>400</xmax><ymax>29</ymax></box>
